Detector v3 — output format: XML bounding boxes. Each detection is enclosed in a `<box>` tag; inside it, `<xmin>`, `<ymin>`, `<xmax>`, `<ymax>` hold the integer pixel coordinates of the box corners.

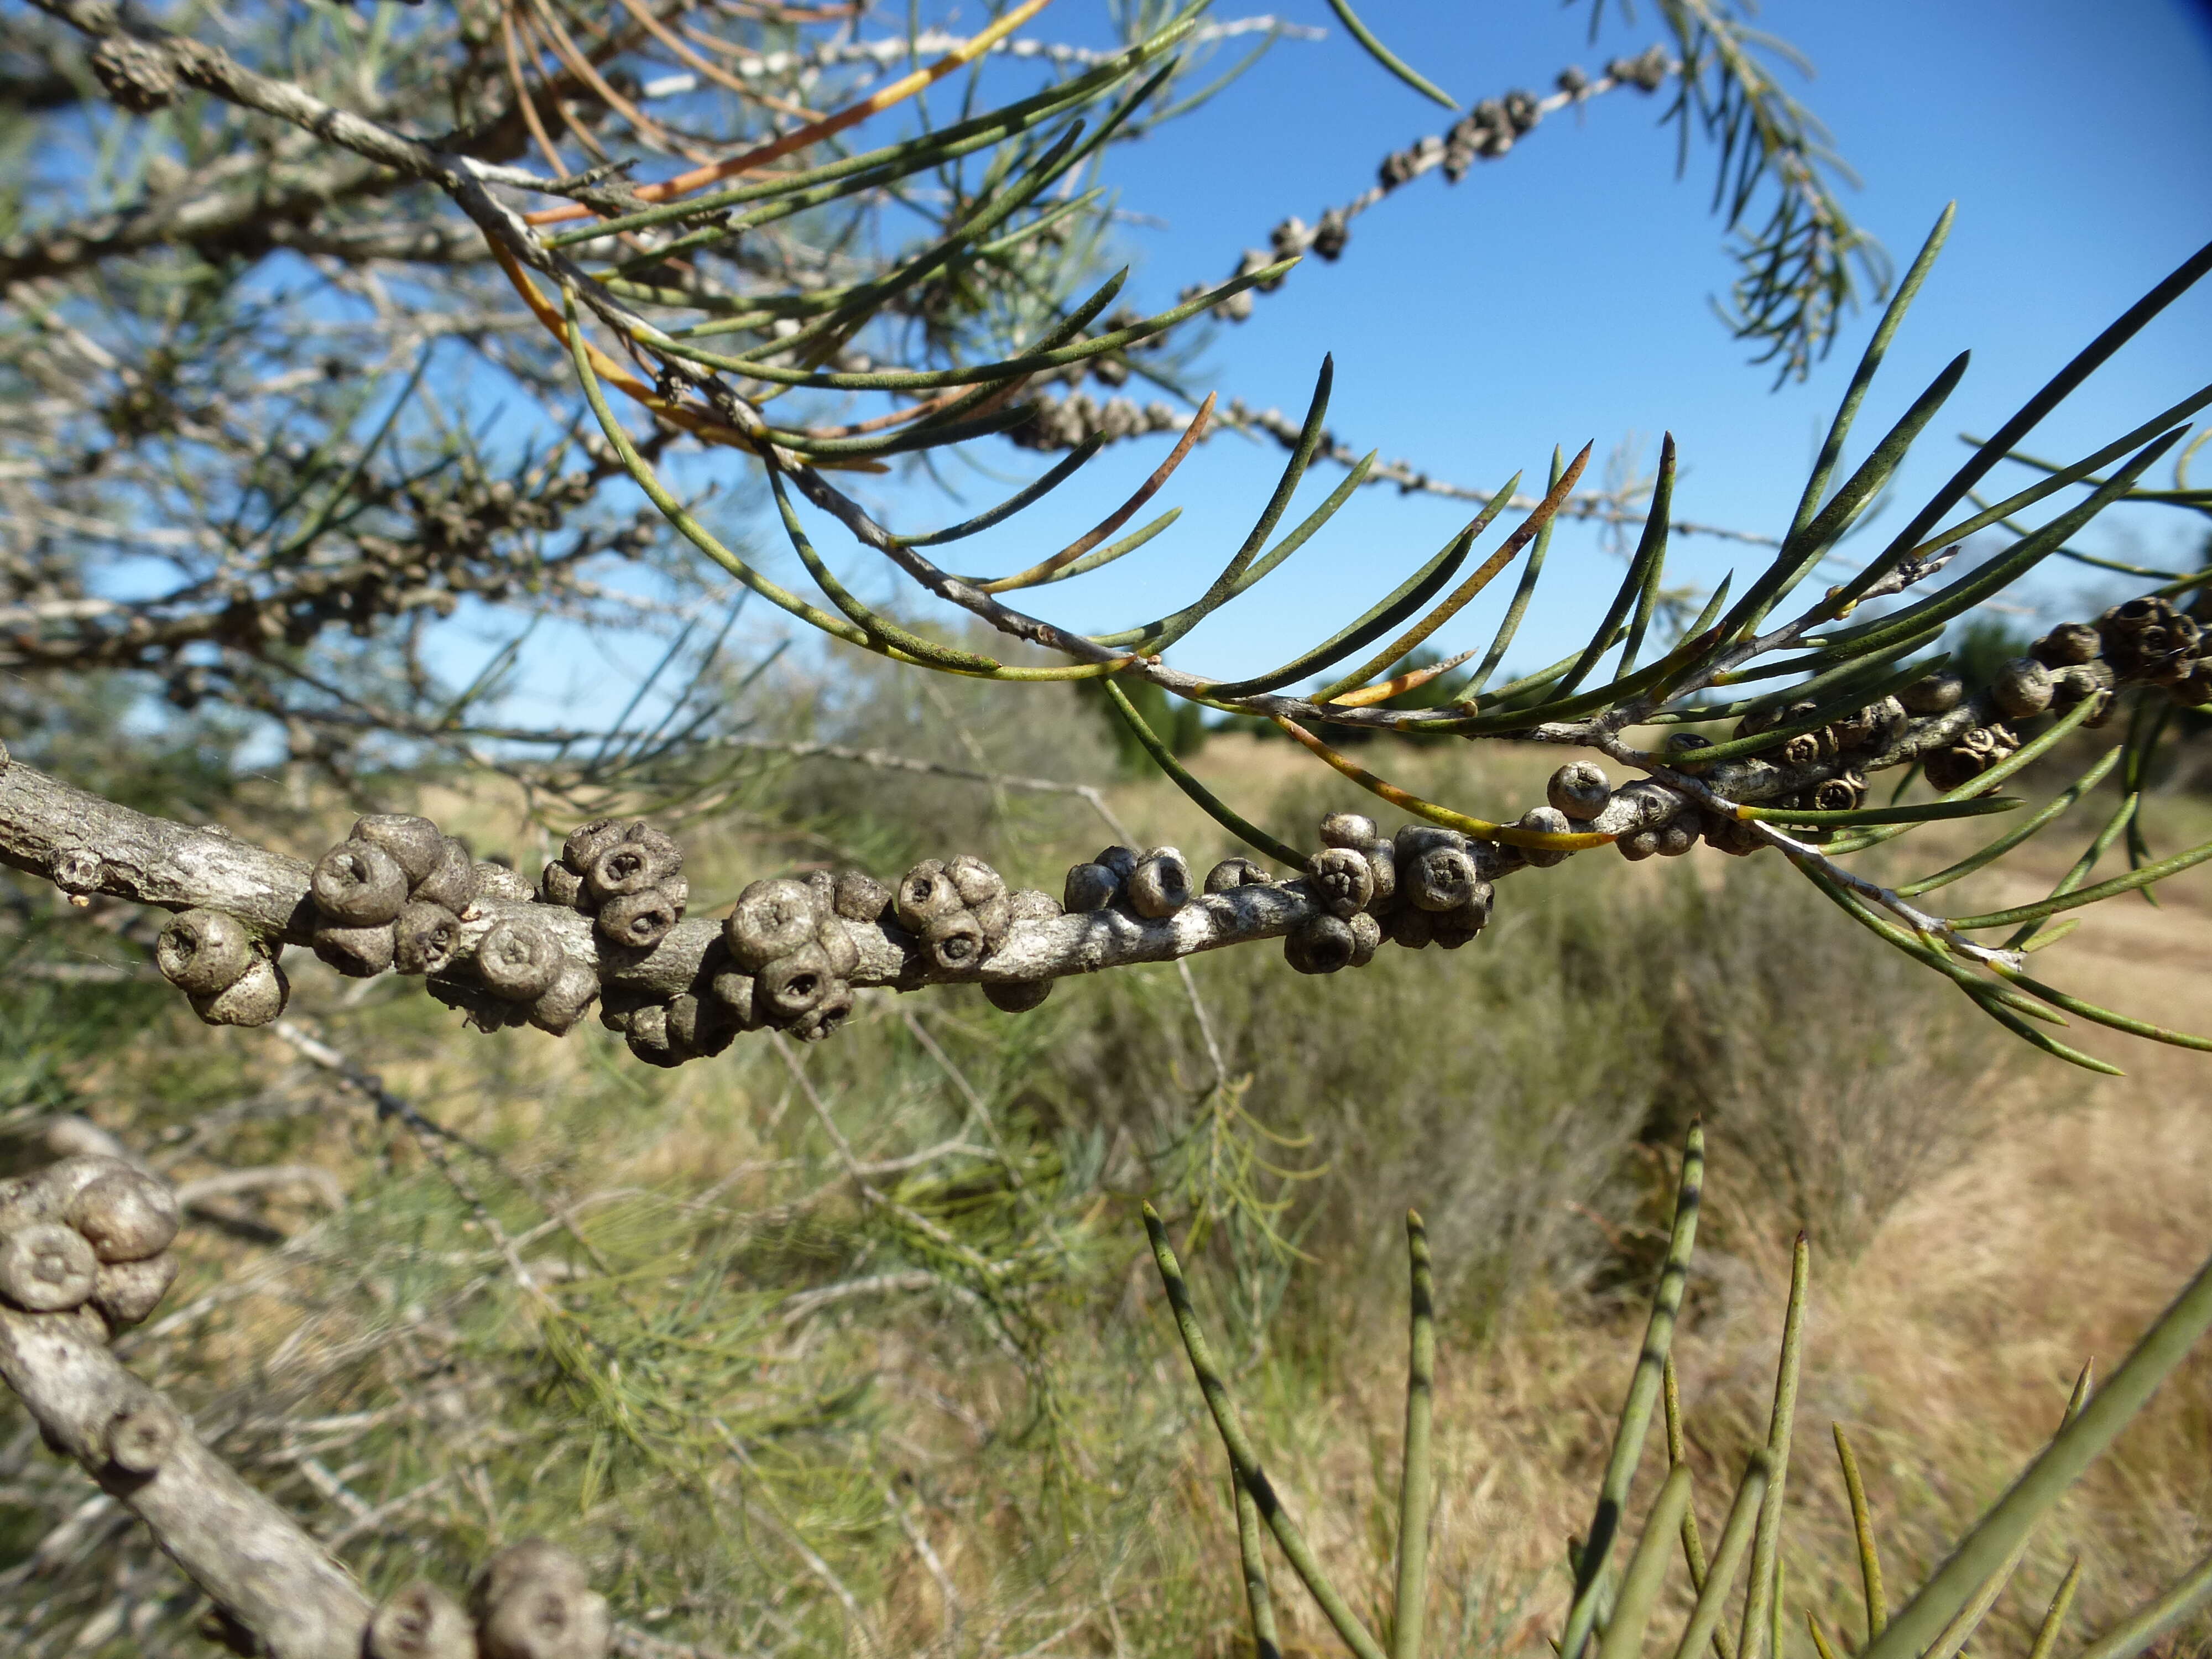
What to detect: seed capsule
<box><xmin>2104</xmin><ymin>596</ymin><xmax>2164</xmax><ymax>635</ymax></box>
<box><xmin>66</xmin><ymin>1168</ymin><xmax>179</xmax><ymax>1262</ymax></box>
<box><xmin>1284</xmin><ymin>914</ymin><xmax>1357</xmax><ymax>975</ymax></box>
<box><xmin>1701</xmin><ymin>811</ymin><xmax>1763</xmax><ymax>857</ymax></box>
<box><xmin>93</xmin><ymin>1253</ymin><xmax>179</xmax><ymax>1329</ymax></box>
<box><xmin>896</xmin><ymin>860</ymin><xmax>967</xmax><ymax>931</ymax></box>
<box><xmin>788</xmin><ymin>980</ymin><xmax>855</xmax><ymax>1042</ymax></box>
<box><xmin>1405</xmin><ymin>842</ymin><xmax>1478</xmax><ymax>912</ymax></box>
<box><xmin>473</xmin><ymin>1542</ymin><xmax>611</xmax><ymax>1659</ymax></box>
<box><xmin>1127</xmin><ymin>848</ymin><xmax>1193</xmax><ymax>918</ymax></box>
<box><xmin>1065</xmin><ymin>862</ymin><xmax>1120</xmax><ymax>912</ymax></box>
<box><xmin>985</xmin><ymin>979</ymin><xmax>1053</xmax><ymax>1014</ymax></box>
<box><xmin>924</xmin><ymin>909</ymin><xmax>988</xmax><ymax>971</ymax></box>
<box><xmin>797</xmin><ymin>916</ymin><xmax>851</xmax><ymax>983</ymax></box>
<box><xmin>1006</xmin><ymin>888</ymin><xmax>1062</xmax><ymax>923</ymax></box>
<box><xmin>48</xmin><ymin>846</ymin><xmax>103</xmax><ymax>895</ymax></box>
<box><xmin>665</xmin><ymin>993</ymin><xmax>738</xmax><ymax>1060</ymax></box>
<box><xmin>1547</xmin><ymin>761</ymin><xmax>1611</xmax><ymax>821</ymax></box>
<box><xmin>1619</xmin><ymin>827</ymin><xmax>1661</xmax><ymax>862</ymax></box>
<box><xmin>727</xmin><ymin>878</ymin><xmax>821</xmax><ymax>970</ymax></box>
<box><xmin>1306</xmin><ymin>847</ymin><xmax>1374</xmax><ymax>917</ymax></box>
<box><xmin>759</xmin><ymin>944</ymin><xmax>836</xmax><ymax>1018</ymax></box>
<box><xmin>1347</xmin><ymin>911</ymin><xmax>1382</xmax><ymax>968</ymax></box>
<box><xmin>2032</xmin><ymin>622</ymin><xmax>2102</xmax><ymax>667</ymax></box>
<box><xmin>833</xmin><ymin>869</ymin><xmax>892</xmax><ymax>922</ymax></box>
<box><xmin>1515</xmin><ymin>806</ymin><xmax>1574</xmax><ymax>869</ymax></box>
<box><xmin>393</xmin><ymin>901</ymin><xmax>461</xmax><ymax>976</ymax></box>
<box><xmin>623</xmin><ymin>1004</ymin><xmax>675</xmax><ymax>1064</ymax></box>
<box><xmin>597</xmin><ymin>888</ymin><xmax>680</xmax><ymax>951</ymax></box>
<box><xmin>0</xmin><ymin>1176</ymin><xmax>48</xmax><ymax>1235</ymax></box>
<box><xmin>156</xmin><ymin>909</ymin><xmax>254</xmax><ymax>997</ymax></box>
<box><xmin>411</xmin><ymin>837</ymin><xmax>478</xmax><ymax>912</ymax></box>
<box><xmin>1386</xmin><ymin>906</ymin><xmax>1434</xmax><ymax>950</ymax></box>
<box><xmin>1922</xmin><ymin>744</ymin><xmax>1991</xmax><ymax>792</ymax></box>
<box><xmin>1898</xmin><ymin>671</ymin><xmax>1966</xmax><ymax>715</ymax></box>
<box><xmin>1655</xmin><ymin>820</ymin><xmax>1697</xmax><ymax>857</ymax></box>
<box><xmin>2170</xmin><ymin>662</ymin><xmax>2212</xmax><ymax>707</ymax></box>
<box><xmin>473</xmin><ymin>863</ymin><xmax>536</xmax><ymax>905</ymax></box>
<box><xmin>540</xmin><ymin>860</ymin><xmax>585</xmax><ymax>909</ymax></box>
<box><xmin>105</xmin><ymin>1395</ymin><xmax>178</xmax><ymax>1475</ymax></box>
<box><xmin>1859</xmin><ymin>696</ymin><xmax>1909</xmax><ymax>748</ymax></box>
<box><xmin>972</xmin><ymin>894</ymin><xmax>1012</xmax><ymax>950</ymax></box>
<box><xmin>477</xmin><ymin>918</ymin><xmax>564</xmax><ymax>1001</ymax></box>
<box><xmin>1092</xmin><ymin>845</ymin><xmax>1141</xmax><ymax>880</ymax></box>
<box><xmin>313</xmin><ymin>922</ymin><xmax>396</xmax><ymax>979</ymax></box>
<box><xmin>562</xmin><ymin>820</ymin><xmax>627</xmax><ymax>872</ymax></box>
<box><xmin>190</xmin><ymin>956</ymin><xmax>288</xmax><ymax>1026</ymax></box>
<box><xmin>1317</xmin><ymin>811</ymin><xmax>1378</xmax><ymax>850</ymax></box>
<box><xmin>529</xmin><ymin>962</ymin><xmax>602</xmax><ymax>1037</ymax></box>
<box><xmin>0</xmin><ymin>1222</ymin><xmax>98</xmax><ymax>1311</ymax></box>
<box><xmin>945</xmin><ymin>853</ymin><xmax>1006</xmax><ymax>908</ymax></box>
<box><xmin>311</xmin><ymin>839</ymin><xmax>408</xmax><ymax>926</ymax></box>
<box><xmin>1203</xmin><ymin>857</ymin><xmax>1271</xmax><ymax>894</ymax></box>
<box><xmin>2051</xmin><ymin>658</ymin><xmax>2115</xmax><ymax>718</ymax></box>
<box><xmin>586</xmin><ymin>834</ymin><xmax>679</xmax><ymax>904</ymax></box>
<box><xmin>1811</xmin><ymin>773</ymin><xmax>1866</xmax><ymax>813</ymax></box>
<box><xmin>366</xmin><ymin>1582</ymin><xmax>474</xmax><ymax>1659</ymax></box>
<box><xmin>1989</xmin><ymin>657</ymin><xmax>2054</xmax><ymax>720</ymax></box>
<box><xmin>1778</xmin><ymin>732</ymin><xmax>1823</xmax><ymax>766</ymax></box>
<box><xmin>1361</xmin><ymin>842</ymin><xmax>1399</xmax><ymax>910</ymax></box>
<box><xmin>1432</xmin><ymin>906</ymin><xmax>1486</xmax><ymax>950</ymax></box>
<box><xmin>708</xmin><ymin>967</ymin><xmax>760</xmax><ymax>1024</ymax></box>
<box><xmin>351</xmin><ymin>815</ymin><xmax>446</xmax><ymax>885</ymax></box>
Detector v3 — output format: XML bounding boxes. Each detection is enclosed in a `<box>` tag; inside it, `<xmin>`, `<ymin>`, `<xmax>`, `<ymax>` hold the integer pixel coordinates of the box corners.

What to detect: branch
<box><xmin>0</xmin><ymin>1154</ymin><xmax>374</xmax><ymax>1658</ymax></box>
<box><xmin>0</xmin><ymin>1149</ymin><xmax>622</xmax><ymax>1658</ymax></box>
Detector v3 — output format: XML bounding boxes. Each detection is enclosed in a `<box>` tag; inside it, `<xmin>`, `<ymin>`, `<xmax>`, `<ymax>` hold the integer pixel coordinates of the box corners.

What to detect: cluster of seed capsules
<box><xmin>365</xmin><ymin>1538</ymin><xmax>612</xmax><ymax>1659</ymax></box>
<box><xmin>1061</xmin><ymin>820</ymin><xmax>1503</xmax><ymax>976</ymax></box>
<box><xmin>603</xmin><ymin>865</ymin><xmax>878</xmax><ymax>1066</ymax></box>
<box><xmin>0</xmin><ymin>1154</ymin><xmax>181</xmax><ymax>1338</ymax></box>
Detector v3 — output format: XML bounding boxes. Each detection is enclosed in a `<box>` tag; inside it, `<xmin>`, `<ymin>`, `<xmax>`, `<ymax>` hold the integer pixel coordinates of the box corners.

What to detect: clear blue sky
<box><xmin>520</xmin><ymin>0</ymin><xmax>2212</xmax><ymax>718</ymax></box>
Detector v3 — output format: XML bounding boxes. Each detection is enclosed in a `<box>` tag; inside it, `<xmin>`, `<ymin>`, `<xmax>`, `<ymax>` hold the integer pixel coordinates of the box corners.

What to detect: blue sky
<box><xmin>519</xmin><ymin>0</ymin><xmax>2212</xmax><ymax>718</ymax></box>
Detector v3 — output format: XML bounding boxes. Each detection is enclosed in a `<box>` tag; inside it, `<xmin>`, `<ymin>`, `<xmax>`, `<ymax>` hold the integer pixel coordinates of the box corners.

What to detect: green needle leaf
<box><xmin>1561</xmin><ymin>1126</ymin><xmax>1705</xmax><ymax>1659</ymax></box>
<box><xmin>1103</xmin><ymin>680</ymin><xmax>1306</xmax><ymax>869</ymax></box>
<box><xmin>1392</xmin><ymin>1212</ymin><xmax>1437</xmax><ymax>1659</ymax></box>
<box><xmin>1668</xmin><ymin>1456</ymin><xmax>1772</xmax><ymax>1659</ymax></box>
<box><xmin>1858</xmin><ymin>1258</ymin><xmax>2212</xmax><ymax>1659</ymax></box>
<box><xmin>2026</xmin><ymin>1560</ymin><xmax>2085</xmax><ymax>1659</ymax></box>
<box><xmin>1737</xmin><ymin>796</ymin><xmax>2023</xmax><ymax>828</ymax></box>
<box><xmin>1145</xmin><ymin>1206</ymin><xmax>1389</xmax><ymax>1659</ymax></box>
<box><xmin>1834</xmin><ymin>1425</ymin><xmax>1886</xmax><ymax>1644</ymax></box>
<box><xmin>1738</xmin><ymin>1235</ymin><xmax>1808</xmax><ymax>1659</ymax></box>
<box><xmin>1203</xmin><ymin>519</ymin><xmax>1479</xmax><ymax>699</ymax></box>
<box><xmin>1323</xmin><ymin>0</ymin><xmax>1459</xmax><ymax>108</ymax></box>
<box><xmin>1594</xmin><ymin>1468</ymin><xmax>1694</xmax><ymax>1659</ymax></box>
